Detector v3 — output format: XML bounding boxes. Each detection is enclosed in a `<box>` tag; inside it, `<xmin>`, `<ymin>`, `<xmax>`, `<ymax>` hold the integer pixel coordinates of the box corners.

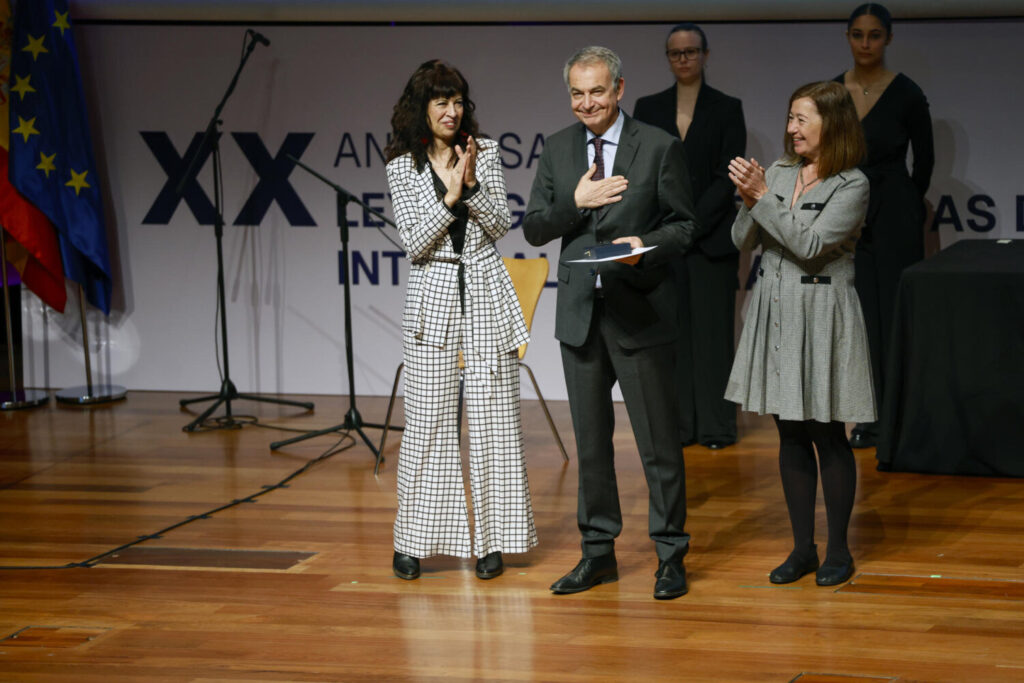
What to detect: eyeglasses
<box><xmin>665</xmin><ymin>48</ymin><xmax>704</xmax><ymax>62</ymax></box>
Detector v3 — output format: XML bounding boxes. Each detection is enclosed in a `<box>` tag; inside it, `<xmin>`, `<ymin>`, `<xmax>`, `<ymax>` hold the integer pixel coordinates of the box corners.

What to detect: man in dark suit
<box><xmin>523</xmin><ymin>46</ymin><xmax>703</xmax><ymax>600</ymax></box>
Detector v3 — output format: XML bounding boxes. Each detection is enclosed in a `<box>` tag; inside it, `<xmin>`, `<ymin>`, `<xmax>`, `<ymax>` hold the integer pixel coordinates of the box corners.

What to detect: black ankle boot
<box><xmin>393</xmin><ymin>551</ymin><xmax>420</xmax><ymax>580</ymax></box>
<box><xmin>475</xmin><ymin>552</ymin><xmax>503</xmax><ymax>580</ymax></box>
<box><xmin>769</xmin><ymin>546</ymin><xmax>820</xmax><ymax>584</ymax></box>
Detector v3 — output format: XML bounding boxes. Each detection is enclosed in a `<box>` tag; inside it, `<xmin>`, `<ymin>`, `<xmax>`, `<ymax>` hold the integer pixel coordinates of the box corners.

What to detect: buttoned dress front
<box><xmin>725</xmin><ymin>161</ymin><xmax>876</xmax><ymax>424</ymax></box>
<box><xmin>385</xmin><ymin>138</ymin><xmax>536</xmax><ymax>559</ymax></box>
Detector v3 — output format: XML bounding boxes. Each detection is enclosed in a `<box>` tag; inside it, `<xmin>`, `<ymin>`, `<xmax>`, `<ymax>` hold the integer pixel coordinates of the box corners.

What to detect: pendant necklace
<box><xmin>797</xmin><ymin>165</ymin><xmax>820</xmax><ymax>196</ymax></box>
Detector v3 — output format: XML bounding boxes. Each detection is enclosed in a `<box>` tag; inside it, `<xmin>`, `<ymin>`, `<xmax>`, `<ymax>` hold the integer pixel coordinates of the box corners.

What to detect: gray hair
<box><xmin>563</xmin><ymin>46</ymin><xmax>623</xmax><ymax>91</ymax></box>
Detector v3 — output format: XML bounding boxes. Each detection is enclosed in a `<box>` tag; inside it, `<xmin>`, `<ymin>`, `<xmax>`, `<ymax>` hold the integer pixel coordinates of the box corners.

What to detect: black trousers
<box><xmin>560</xmin><ymin>299</ymin><xmax>689</xmax><ymax>563</ymax></box>
<box><xmin>675</xmin><ymin>251</ymin><xmax>739</xmax><ymax>445</ymax></box>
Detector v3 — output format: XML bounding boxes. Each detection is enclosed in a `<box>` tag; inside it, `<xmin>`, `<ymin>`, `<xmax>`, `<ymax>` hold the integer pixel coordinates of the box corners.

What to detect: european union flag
<box><xmin>9</xmin><ymin>0</ymin><xmax>112</xmax><ymax>314</ymax></box>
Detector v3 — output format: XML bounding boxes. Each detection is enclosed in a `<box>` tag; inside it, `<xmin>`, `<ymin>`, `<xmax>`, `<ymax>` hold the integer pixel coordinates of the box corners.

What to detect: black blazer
<box><xmin>633</xmin><ymin>82</ymin><xmax>745</xmax><ymax>259</ymax></box>
<box><xmin>523</xmin><ymin>114</ymin><xmax>701</xmax><ymax>349</ymax></box>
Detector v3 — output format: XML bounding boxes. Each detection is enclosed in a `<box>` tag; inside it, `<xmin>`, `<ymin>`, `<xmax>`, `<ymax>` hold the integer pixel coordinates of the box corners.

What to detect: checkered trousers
<box><xmin>396</xmin><ymin>310</ymin><xmax>537</xmax><ymax>558</ymax></box>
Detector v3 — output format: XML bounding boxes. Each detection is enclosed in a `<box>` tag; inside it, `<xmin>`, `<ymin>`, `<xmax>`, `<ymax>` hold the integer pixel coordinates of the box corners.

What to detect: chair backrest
<box><xmin>502</xmin><ymin>256</ymin><xmax>549</xmax><ymax>360</ymax></box>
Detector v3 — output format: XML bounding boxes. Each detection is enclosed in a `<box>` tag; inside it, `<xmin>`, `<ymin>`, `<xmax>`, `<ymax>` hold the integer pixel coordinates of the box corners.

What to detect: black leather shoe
<box><xmin>550</xmin><ymin>553</ymin><xmax>618</xmax><ymax>594</ymax></box>
<box><xmin>849</xmin><ymin>431</ymin><xmax>877</xmax><ymax>449</ymax></box>
<box><xmin>703</xmin><ymin>439</ymin><xmax>734</xmax><ymax>450</ymax></box>
<box><xmin>769</xmin><ymin>548</ymin><xmax>820</xmax><ymax>584</ymax></box>
<box><xmin>393</xmin><ymin>551</ymin><xmax>420</xmax><ymax>580</ymax></box>
<box><xmin>653</xmin><ymin>560</ymin><xmax>688</xmax><ymax>599</ymax></box>
<box><xmin>475</xmin><ymin>552</ymin><xmax>503</xmax><ymax>580</ymax></box>
<box><xmin>816</xmin><ymin>558</ymin><xmax>855</xmax><ymax>586</ymax></box>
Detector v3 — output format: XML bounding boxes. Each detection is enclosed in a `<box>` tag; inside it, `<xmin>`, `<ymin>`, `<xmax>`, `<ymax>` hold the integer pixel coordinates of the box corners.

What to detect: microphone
<box><xmin>247</xmin><ymin>29</ymin><xmax>271</xmax><ymax>47</ymax></box>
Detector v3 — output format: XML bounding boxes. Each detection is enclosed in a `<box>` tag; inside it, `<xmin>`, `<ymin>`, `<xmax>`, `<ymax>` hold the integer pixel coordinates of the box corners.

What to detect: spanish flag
<box><xmin>0</xmin><ymin>0</ymin><xmax>65</xmax><ymax>312</ymax></box>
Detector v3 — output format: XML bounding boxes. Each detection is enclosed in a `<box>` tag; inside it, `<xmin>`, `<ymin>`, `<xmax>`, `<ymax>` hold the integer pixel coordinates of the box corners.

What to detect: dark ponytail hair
<box><xmin>667</xmin><ymin>22</ymin><xmax>708</xmax><ymax>51</ymax></box>
<box><xmin>848</xmin><ymin>3</ymin><xmax>893</xmax><ymax>36</ymax></box>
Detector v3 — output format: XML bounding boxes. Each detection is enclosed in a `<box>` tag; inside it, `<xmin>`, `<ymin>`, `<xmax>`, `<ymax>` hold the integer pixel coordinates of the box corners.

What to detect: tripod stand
<box><xmin>179</xmin><ymin>30</ymin><xmax>314</xmax><ymax>432</ymax></box>
<box><xmin>269</xmin><ymin>156</ymin><xmax>402</xmax><ymax>459</ymax></box>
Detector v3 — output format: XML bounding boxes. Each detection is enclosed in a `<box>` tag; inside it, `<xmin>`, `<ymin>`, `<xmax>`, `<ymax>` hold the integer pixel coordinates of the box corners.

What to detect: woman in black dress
<box><xmin>836</xmin><ymin>3</ymin><xmax>934</xmax><ymax>448</ymax></box>
<box><xmin>634</xmin><ymin>23</ymin><xmax>746</xmax><ymax>450</ymax></box>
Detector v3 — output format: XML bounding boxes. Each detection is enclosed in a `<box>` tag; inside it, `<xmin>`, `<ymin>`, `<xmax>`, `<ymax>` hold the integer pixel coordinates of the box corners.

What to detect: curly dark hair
<box><xmin>384</xmin><ymin>59</ymin><xmax>481</xmax><ymax>168</ymax></box>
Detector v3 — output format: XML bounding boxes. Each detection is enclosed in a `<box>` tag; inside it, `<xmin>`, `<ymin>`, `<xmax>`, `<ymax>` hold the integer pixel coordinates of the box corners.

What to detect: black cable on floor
<box><xmin>0</xmin><ymin>431</ymin><xmax>358</xmax><ymax>571</ymax></box>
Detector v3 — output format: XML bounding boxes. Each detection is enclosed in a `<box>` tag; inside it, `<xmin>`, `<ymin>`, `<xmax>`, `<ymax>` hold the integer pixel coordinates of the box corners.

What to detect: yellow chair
<box><xmin>502</xmin><ymin>256</ymin><xmax>569</xmax><ymax>462</ymax></box>
<box><xmin>375</xmin><ymin>256</ymin><xmax>569</xmax><ymax>475</ymax></box>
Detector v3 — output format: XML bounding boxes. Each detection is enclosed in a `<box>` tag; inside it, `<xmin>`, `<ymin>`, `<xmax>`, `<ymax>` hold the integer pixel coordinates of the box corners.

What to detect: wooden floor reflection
<box><xmin>1</xmin><ymin>391</ymin><xmax>1022</xmax><ymax>681</ymax></box>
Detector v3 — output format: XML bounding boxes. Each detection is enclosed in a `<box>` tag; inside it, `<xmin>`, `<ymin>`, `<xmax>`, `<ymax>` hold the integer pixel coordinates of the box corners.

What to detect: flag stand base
<box><xmin>0</xmin><ymin>389</ymin><xmax>49</xmax><ymax>410</ymax></box>
<box><xmin>55</xmin><ymin>384</ymin><xmax>127</xmax><ymax>405</ymax></box>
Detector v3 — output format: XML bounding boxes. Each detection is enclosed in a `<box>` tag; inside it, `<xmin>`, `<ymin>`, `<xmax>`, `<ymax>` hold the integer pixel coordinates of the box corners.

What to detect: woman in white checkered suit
<box><xmin>383</xmin><ymin>60</ymin><xmax>537</xmax><ymax>581</ymax></box>
<box><xmin>726</xmin><ymin>81</ymin><xmax>874</xmax><ymax>588</ymax></box>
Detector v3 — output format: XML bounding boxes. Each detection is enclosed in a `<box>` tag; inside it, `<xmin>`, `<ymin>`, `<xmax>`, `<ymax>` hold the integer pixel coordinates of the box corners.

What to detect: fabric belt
<box><xmin>423</xmin><ymin>251</ymin><xmax>498</xmax><ymax>396</ymax></box>
<box><xmin>757</xmin><ymin>267</ymin><xmax>831</xmax><ymax>285</ymax></box>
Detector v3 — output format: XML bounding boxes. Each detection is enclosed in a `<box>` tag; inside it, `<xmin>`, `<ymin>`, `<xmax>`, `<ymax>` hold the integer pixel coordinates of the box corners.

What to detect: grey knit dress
<box><xmin>725</xmin><ymin>160</ymin><xmax>876</xmax><ymax>424</ymax></box>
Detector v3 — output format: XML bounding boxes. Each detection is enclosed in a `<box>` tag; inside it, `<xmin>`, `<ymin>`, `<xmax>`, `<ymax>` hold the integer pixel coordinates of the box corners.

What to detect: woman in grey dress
<box><xmin>726</xmin><ymin>81</ymin><xmax>873</xmax><ymax>587</ymax></box>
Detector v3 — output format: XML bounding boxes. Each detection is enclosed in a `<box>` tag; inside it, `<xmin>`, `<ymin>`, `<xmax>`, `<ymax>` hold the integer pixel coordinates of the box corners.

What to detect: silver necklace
<box><xmin>797</xmin><ymin>166</ymin><xmax>820</xmax><ymax>196</ymax></box>
<box><xmin>855</xmin><ymin>73</ymin><xmax>884</xmax><ymax>96</ymax></box>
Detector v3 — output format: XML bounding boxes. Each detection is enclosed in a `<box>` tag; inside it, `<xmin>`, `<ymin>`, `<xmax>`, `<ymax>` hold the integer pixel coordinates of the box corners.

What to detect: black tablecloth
<box><xmin>877</xmin><ymin>239</ymin><xmax>1024</xmax><ymax>476</ymax></box>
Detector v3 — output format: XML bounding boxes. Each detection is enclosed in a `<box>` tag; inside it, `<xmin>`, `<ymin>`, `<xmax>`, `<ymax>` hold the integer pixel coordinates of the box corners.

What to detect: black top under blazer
<box><xmin>633</xmin><ymin>82</ymin><xmax>746</xmax><ymax>259</ymax></box>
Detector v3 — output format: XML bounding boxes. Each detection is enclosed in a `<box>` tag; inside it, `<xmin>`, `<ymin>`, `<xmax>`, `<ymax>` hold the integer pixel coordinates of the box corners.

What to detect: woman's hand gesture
<box><xmin>728</xmin><ymin>157</ymin><xmax>768</xmax><ymax>209</ymax></box>
<box><xmin>442</xmin><ymin>151</ymin><xmax>470</xmax><ymax>208</ymax></box>
<box><xmin>456</xmin><ymin>136</ymin><xmax>478</xmax><ymax>189</ymax></box>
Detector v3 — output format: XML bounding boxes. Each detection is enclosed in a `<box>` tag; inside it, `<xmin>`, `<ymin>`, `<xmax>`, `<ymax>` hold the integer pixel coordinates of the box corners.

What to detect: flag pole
<box><xmin>54</xmin><ymin>283</ymin><xmax>126</xmax><ymax>405</ymax></box>
<box><xmin>0</xmin><ymin>226</ymin><xmax>48</xmax><ymax>410</ymax></box>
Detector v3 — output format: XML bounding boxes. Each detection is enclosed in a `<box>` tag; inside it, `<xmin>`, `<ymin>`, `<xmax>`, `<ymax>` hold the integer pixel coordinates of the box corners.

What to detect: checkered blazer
<box><xmin>386</xmin><ymin>138</ymin><xmax>529</xmax><ymax>391</ymax></box>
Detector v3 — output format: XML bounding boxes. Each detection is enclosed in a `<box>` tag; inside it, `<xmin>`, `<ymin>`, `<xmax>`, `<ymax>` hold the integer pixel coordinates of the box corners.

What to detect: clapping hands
<box><xmin>728</xmin><ymin>157</ymin><xmax>768</xmax><ymax>209</ymax></box>
<box><xmin>442</xmin><ymin>136</ymin><xmax>477</xmax><ymax>208</ymax></box>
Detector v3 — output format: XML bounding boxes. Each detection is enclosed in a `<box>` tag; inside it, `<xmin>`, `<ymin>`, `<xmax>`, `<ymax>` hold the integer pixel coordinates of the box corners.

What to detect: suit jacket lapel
<box><xmin>597</xmin><ymin>115</ymin><xmax>639</xmax><ymax>227</ymax></box>
<box><xmin>611</xmin><ymin>116</ymin><xmax>639</xmax><ymax>177</ymax></box>
<box><xmin>772</xmin><ymin>163</ymin><xmax>845</xmax><ymax>209</ymax></box>
<box><xmin>652</xmin><ymin>86</ymin><xmax>677</xmax><ymax>135</ymax></box>
<box><xmin>571</xmin><ymin>123</ymin><xmax>588</xmax><ymax>187</ymax></box>
<box><xmin>770</xmin><ymin>163</ymin><xmax>799</xmax><ymax>205</ymax></box>
<box><xmin>684</xmin><ymin>82</ymin><xmax>710</xmax><ymax>145</ymax></box>
<box><xmin>414</xmin><ymin>161</ymin><xmax>455</xmax><ymax>252</ymax></box>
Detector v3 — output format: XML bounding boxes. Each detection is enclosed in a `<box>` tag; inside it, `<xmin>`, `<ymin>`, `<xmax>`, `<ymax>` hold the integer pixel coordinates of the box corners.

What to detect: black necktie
<box><xmin>590</xmin><ymin>138</ymin><xmax>605</xmax><ymax>180</ymax></box>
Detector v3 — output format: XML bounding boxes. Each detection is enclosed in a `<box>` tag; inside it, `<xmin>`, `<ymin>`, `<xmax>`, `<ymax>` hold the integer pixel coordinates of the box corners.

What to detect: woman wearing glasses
<box><xmin>633</xmin><ymin>23</ymin><xmax>747</xmax><ymax>451</ymax></box>
<box><xmin>835</xmin><ymin>3</ymin><xmax>934</xmax><ymax>449</ymax></box>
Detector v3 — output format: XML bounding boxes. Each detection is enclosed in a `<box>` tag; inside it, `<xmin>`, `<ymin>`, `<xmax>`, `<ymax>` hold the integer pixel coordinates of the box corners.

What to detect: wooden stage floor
<box><xmin>1</xmin><ymin>391</ymin><xmax>1022</xmax><ymax>682</ymax></box>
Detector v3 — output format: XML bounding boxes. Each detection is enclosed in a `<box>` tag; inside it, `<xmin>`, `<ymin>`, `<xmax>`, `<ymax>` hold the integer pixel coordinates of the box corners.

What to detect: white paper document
<box><xmin>566</xmin><ymin>245</ymin><xmax>658</xmax><ymax>263</ymax></box>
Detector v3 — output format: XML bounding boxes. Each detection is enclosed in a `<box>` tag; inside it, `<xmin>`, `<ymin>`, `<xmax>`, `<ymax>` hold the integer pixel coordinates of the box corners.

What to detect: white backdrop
<box><xmin>19</xmin><ymin>19</ymin><xmax>1024</xmax><ymax>400</ymax></box>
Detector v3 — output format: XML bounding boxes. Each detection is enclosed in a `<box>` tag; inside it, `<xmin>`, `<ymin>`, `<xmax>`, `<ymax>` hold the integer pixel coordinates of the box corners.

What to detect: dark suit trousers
<box><xmin>560</xmin><ymin>298</ymin><xmax>690</xmax><ymax>563</ymax></box>
<box><xmin>675</xmin><ymin>251</ymin><xmax>739</xmax><ymax>445</ymax></box>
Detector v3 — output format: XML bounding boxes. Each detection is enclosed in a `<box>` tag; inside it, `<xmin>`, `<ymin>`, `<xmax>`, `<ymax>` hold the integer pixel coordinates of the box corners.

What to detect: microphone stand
<box><xmin>178</xmin><ymin>30</ymin><xmax>314</xmax><ymax>432</ymax></box>
<box><xmin>269</xmin><ymin>155</ymin><xmax>402</xmax><ymax>461</ymax></box>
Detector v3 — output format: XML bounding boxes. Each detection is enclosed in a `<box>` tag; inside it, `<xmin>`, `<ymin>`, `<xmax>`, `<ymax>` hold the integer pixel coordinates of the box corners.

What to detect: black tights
<box><xmin>773</xmin><ymin>417</ymin><xmax>857</xmax><ymax>563</ymax></box>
